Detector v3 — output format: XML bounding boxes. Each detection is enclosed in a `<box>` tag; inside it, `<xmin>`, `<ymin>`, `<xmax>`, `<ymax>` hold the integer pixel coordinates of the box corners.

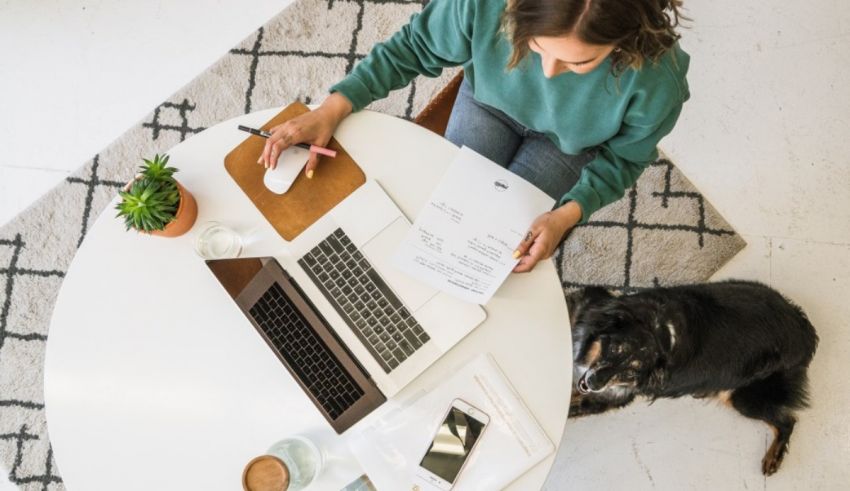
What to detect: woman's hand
<box><xmin>258</xmin><ymin>92</ymin><xmax>353</xmax><ymax>175</ymax></box>
<box><xmin>512</xmin><ymin>201</ymin><xmax>582</xmax><ymax>273</ymax></box>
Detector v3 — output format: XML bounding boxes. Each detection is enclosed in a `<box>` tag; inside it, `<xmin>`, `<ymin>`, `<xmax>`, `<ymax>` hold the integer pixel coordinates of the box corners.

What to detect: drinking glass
<box><xmin>194</xmin><ymin>221</ymin><xmax>242</xmax><ymax>259</ymax></box>
<box><xmin>265</xmin><ymin>436</ymin><xmax>323</xmax><ymax>490</ymax></box>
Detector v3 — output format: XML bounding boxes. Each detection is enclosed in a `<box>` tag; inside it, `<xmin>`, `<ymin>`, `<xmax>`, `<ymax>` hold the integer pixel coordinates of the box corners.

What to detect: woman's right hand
<box><xmin>258</xmin><ymin>92</ymin><xmax>354</xmax><ymax>176</ymax></box>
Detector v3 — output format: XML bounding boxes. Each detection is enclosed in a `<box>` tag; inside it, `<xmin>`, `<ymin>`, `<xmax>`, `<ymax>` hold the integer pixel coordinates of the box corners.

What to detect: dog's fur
<box><xmin>567</xmin><ymin>280</ymin><xmax>818</xmax><ymax>475</ymax></box>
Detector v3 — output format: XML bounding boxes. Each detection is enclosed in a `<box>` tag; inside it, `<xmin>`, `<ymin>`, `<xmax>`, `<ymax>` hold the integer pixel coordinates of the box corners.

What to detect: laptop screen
<box><xmin>205</xmin><ymin>257</ymin><xmax>266</xmax><ymax>299</ymax></box>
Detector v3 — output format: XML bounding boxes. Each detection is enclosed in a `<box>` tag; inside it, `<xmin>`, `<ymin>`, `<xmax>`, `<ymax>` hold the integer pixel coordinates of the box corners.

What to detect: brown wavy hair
<box><xmin>502</xmin><ymin>0</ymin><xmax>687</xmax><ymax>74</ymax></box>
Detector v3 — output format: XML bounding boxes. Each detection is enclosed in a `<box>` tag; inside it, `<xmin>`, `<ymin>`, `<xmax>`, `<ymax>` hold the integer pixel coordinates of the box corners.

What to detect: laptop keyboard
<box><xmin>248</xmin><ymin>283</ymin><xmax>364</xmax><ymax>420</ymax></box>
<box><xmin>298</xmin><ymin>228</ymin><xmax>430</xmax><ymax>373</ymax></box>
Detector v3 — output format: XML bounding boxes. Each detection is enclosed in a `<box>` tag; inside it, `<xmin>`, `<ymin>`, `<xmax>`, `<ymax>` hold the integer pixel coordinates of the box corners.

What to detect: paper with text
<box><xmin>393</xmin><ymin>146</ymin><xmax>555</xmax><ymax>304</ymax></box>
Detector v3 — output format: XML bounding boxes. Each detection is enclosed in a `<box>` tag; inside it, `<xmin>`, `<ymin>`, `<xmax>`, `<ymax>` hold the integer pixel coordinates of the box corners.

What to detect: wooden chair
<box><xmin>413</xmin><ymin>72</ymin><xmax>465</xmax><ymax>137</ymax></box>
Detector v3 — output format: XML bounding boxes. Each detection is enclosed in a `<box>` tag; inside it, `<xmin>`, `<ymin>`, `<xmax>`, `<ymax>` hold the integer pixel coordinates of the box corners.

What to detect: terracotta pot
<box><xmin>150</xmin><ymin>181</ymin><xmax>198</xmax><ymax>237</ymax></box>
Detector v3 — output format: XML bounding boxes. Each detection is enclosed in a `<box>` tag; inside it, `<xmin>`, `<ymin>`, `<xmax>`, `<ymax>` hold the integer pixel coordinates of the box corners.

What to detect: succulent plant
<box><xmin>115</xmin><ymin>154</ymin><xmax>182</xmax><ymax>232</ymax></box>
<box><xmin>139</xmin><ymin>153</ymin><xmax>178</xmax><ymax>182</ymax></box>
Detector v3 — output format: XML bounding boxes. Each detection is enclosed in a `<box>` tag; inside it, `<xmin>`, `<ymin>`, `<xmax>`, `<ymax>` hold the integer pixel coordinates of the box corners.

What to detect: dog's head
<box><xmin>568</xmin><ymin>288</ymin><xmax>669</xmax><ymax>394</ymax></box>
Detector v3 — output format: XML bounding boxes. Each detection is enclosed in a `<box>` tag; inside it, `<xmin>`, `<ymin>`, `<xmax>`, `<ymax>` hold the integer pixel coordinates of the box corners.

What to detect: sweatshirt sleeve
<box><xmin>329</xmin><ymin>0</ymin><xmax>476</xmax><ymax>112</ymax></box>
<box><xmin>560</xmin><ymin>69</ymin><xmax>689</xmax><ymax>223</ymax></box>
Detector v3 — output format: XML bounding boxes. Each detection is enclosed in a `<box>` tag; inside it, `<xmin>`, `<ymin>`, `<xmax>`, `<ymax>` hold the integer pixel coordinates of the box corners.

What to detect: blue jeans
<box><xmin>444</xmin><ymin>79</ymin><xmax>595</xmax><ymax>201</ymax></box>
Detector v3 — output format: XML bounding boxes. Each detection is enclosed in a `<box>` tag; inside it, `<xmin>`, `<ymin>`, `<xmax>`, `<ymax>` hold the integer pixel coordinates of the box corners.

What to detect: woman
<box><xmin>259</xmin><ymin>0</ymin><xmax>689</xmax><ymax>272</ymax></box>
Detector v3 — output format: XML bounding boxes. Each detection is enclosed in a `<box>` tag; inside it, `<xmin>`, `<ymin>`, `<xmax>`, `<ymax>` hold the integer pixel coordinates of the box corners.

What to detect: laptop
<box><xmin>207</xmin><ymin>180</ymin><xmax>486</xmax><ymax>433</ymax></box>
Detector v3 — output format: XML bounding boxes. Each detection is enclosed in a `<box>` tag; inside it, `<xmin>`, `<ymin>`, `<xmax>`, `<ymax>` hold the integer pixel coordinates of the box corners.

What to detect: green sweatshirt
<box><xmin>330</xmin><ymin>0</ymin><xmax>690</xmax><ymax>222</ymax></box>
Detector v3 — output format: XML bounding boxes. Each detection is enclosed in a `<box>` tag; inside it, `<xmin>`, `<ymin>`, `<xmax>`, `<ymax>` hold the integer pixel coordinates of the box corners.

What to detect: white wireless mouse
<box><xmin>262</xmin><ymin>146</ymin><xmax>311</xmax><ymax>194</ymax></box>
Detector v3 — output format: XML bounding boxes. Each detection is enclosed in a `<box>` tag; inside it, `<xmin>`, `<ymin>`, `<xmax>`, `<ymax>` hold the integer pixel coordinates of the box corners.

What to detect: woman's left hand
<box><xmin>512</xmin><ymin>201</ymin><xmax>582</xmax><ymax>273</ymax></box>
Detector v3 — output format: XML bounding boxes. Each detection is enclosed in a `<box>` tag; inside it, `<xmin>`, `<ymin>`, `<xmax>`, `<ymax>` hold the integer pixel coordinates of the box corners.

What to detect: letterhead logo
<box><xmin>494</xmin><ymin>179</ymin><xmax>509</xmax><ymax>192</ymax></box>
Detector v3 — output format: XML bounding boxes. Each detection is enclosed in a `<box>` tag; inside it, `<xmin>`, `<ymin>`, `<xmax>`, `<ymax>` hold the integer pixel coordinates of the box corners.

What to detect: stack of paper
<box><xmin>347</xmin><ymin>353</ymin><xmax>554</xmax><ymax>490</ymax></box>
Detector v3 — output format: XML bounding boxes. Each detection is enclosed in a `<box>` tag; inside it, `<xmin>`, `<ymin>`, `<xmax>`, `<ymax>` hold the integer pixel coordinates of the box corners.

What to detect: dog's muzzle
<box><xmin>577</xmin><ymin>368</ymin><xmax>612</xmax><ymax>394</ymax></box>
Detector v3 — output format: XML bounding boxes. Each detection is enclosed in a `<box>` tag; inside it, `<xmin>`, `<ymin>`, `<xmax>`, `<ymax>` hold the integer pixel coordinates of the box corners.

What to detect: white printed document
<box><xmin>393</xmin><ymin>146</ymin><xmax>556</xmax><ymax>304</ymax></box>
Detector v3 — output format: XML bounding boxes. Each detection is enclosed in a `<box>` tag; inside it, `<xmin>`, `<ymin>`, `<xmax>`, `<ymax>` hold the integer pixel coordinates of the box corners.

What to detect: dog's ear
<box><xmin>566</xmin><ymin>287</ymin><xmax>612</xmax><ymax>325</ymax></box>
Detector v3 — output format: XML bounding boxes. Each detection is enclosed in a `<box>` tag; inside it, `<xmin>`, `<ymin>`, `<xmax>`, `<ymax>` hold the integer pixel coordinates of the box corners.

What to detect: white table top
<box><xmin>44</xmin><ymin>108</ymin><xmax>572</xmax><ymax>490</ymax></box>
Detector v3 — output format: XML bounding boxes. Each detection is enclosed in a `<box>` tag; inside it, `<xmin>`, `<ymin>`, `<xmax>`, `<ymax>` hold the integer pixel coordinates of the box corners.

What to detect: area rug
<box><xmin>0</xmin><ymin>0</ymin><xmax>745</xmax><ymax>489</ymax></box>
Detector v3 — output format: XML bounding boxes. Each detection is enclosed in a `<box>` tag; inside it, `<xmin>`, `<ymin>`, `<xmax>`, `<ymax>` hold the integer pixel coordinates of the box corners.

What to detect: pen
<box><xmin>237</xmin><ymin>125</ymin><xmax>338</xmax><ymax>158</ymax></box>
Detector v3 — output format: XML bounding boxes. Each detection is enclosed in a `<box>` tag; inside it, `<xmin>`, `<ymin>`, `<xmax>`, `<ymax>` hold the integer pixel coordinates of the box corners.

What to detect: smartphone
<box><xmin>413</xmin><ymin>398</ymin><xmax>489</xmax><ymax>490</ymax></box>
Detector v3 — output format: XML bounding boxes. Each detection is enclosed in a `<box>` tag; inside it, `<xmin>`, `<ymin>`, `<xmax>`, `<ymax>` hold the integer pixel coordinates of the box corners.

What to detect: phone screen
<box><xmin>419</xmin><ymin>406</ymin><xmax>486</xmax><ymax>484</ymax></box>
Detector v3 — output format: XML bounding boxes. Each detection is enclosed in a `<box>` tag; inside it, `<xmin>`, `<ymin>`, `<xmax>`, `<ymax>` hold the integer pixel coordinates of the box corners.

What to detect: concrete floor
<box><xmin>2</xmin><ymin>0</ymin><xmax>849</xmax><ymax>489</ymax></box>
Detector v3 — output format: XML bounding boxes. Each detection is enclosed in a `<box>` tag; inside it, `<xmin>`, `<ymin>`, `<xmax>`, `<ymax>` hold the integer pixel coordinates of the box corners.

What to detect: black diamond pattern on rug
<box><xmin>0</xmin><ymin>425</ymin><xmax>61</xmax><ymax>489</ymax></box>
<box><xmin>142</xmin><ymin>99</ymin><xmax>207</xmax><ymax>142</ymax></box>
<box><xmin>65</xmin><ymin>156</ymin><xmax>125</xmax><ymax>248</ymax></box>
<box><xmin>556</xmin><ymin>159</ymin><xmax>738</xmax><ymax>294</ymax></box>
<box><xmin>1</xmin><ymin>234</ymin><xmax>65</xmax><ymax>490</ymax></box>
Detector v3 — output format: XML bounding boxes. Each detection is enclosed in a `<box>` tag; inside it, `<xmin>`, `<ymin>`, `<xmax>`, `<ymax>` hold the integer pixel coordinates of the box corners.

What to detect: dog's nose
<box><xmin>577</xmin><ymin>374</ymin><xmax>591</xmax><ymax>394</ymax></box>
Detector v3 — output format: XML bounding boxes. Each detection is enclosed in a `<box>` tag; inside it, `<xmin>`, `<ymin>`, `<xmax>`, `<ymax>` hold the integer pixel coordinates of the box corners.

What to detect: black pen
<box><xmin>237</xmin><ymin>125</ymin><xmax>337</xmax><ymax>158</ymax></box>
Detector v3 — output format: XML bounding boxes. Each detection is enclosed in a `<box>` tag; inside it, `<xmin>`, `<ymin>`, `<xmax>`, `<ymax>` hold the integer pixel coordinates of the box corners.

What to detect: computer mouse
<box><xmin>263</xmin><ymin>146</ymin><xmax>311</xmax><ymax>195</ymax></box>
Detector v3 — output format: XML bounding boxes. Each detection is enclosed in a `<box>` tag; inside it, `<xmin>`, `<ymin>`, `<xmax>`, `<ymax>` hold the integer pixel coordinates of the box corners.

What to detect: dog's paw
<box><xmin>762</xmin><ymin>454</ymin><xmax>781</xmax><ymax>476</ymax></box>
<box><xmin>761</xmin><ymin>441</ymin><xmax>789</xmax><ymax>476</ymax></box>
<box><xmin>568</xmin><ymin>395</ymin><xmax>617</xmax><ymax>418</ymax></box>
<box><xmin>568</xmin><ymin>397</ymin><xmax>587</xmax><ymax>418</ymax></box>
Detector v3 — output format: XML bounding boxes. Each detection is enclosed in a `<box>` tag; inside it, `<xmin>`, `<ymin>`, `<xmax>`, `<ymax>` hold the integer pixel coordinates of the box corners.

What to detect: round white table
<box><xmin>44</xmin><ymin>108</ymin><xmax>572</xmax><ymax>490</ymax></box>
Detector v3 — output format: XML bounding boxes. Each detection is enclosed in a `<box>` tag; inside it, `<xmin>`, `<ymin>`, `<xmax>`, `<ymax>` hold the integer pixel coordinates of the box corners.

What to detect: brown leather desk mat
<box><xmin>224</xmin><ymin>102</ymin><xmax>365</xmax><ymax>241</ymax></box>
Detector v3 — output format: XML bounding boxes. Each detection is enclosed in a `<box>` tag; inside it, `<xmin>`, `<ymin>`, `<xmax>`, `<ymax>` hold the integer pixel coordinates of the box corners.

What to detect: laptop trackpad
<box><xmin>361</xmin><ymin>218</ymin><xmax>437</xmax><ymax>311</ymax></box>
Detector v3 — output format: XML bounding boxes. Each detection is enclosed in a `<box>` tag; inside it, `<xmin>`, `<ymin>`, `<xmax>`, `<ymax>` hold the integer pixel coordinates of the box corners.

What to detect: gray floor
<box><xmin>2</xmin><ymin>0</ymin><xmax>850</xmax><ymax>489</ymax></box>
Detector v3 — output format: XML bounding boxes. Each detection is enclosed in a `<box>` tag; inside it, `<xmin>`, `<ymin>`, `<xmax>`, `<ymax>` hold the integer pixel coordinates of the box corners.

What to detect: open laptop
<box><xmin>207</xmin><ymin>180</ymin><xmax>486</xmax><ymax>433</ymax></box>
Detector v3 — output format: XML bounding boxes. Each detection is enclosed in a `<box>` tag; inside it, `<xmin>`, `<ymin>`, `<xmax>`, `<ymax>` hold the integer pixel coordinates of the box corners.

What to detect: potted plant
<box><xmin>115</xmin><ymin>154</ymin><xmax>198</xmax><ymax>237</ymax></box>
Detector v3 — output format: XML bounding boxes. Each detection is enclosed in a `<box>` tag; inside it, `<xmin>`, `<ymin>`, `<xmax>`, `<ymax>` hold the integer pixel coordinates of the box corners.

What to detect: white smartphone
<box><xmin>413</xmin><ymin>398</ymin><xmax>490</xmax><ymax>490</ymax></box>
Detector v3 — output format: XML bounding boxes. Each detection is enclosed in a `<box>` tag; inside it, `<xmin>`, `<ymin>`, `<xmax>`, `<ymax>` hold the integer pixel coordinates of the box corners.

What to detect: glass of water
<box><xmin>267</xmin><ymin>436</ymin><xmax>323</xmax><ymax>490</ymax></box>
<box><xmin>194</xmin><ymin>221</ymin><xmax>242</xmax><ymax>259</ymax></box>
<box><xmin>242</xmin><ymin>436</ymin><xmax>323</xmax><ymax>491</ymax></box>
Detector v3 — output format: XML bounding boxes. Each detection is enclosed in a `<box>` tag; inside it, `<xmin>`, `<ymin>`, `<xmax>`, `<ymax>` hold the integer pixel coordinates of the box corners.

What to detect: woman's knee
<box><xmin>509</xmin><ymin>140</ymin><xmax>593</xmax><ymax>200</ymax></box>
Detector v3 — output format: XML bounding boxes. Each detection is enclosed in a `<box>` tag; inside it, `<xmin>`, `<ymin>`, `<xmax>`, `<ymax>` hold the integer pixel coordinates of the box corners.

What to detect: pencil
<box><xmin>237</xmin><ymin>125</ymin><xmax>337</xmax><ymax>158</ymax></box>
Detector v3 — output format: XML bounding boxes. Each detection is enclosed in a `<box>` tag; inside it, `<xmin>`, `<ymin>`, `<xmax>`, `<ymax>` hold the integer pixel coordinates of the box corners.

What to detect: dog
<box><xmin>566</xmin><ymin>280</ymin><xmax>818</xmax><ymax>476</ymax></box>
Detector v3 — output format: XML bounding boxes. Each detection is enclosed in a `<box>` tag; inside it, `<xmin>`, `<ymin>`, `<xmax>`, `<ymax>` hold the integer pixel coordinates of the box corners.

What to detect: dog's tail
<box><xmin>796</xmin><ymin>306</ymin><xmax>819</xmax><ymax>368</ymax></box>
<box><xmin>748</xmin><ymin>368</ymin><xmax>812</xmax><ymax>410</ymax></box>
<box><xmin>777</xmin><ymin>302</ymin><xmax>817</xmax><ymax>410</ymax></box>
<box><xmin>784</xmin><ymin>297</ymin><xmax>819</xmax><ymax>368</ymax></box>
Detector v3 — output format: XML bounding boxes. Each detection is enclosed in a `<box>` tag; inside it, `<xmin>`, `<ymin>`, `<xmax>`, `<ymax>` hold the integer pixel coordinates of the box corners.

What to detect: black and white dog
<box><xmin>567</xmin><ymin>280</ymin><xmax>818</xmax><ymax>475</ymax></box>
